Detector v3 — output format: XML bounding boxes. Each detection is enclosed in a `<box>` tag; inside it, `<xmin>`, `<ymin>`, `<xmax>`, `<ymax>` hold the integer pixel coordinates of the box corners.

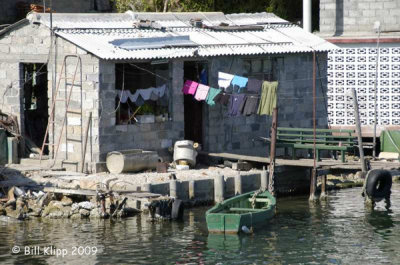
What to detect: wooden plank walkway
<box><xmin>199</xmin><ymin>151</ymin><xmax>400</xmax><ymax>171</ymax></box>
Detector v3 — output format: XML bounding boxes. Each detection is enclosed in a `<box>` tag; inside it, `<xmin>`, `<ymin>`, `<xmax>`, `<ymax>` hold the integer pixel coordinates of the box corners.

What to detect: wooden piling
<box><xmin>268</xmin><ymin>108</ymin><xmax>278</xmax><ymax>196</ymax></box>
<box><xmin>234</xmin><ymin>173</ymin><xmax>242</xmax><ymax>195</ymax></box>
<box><xmin>214</xmin><ymin>175</ymin><xmax>225</xmax><ymax>203</ymax></box>
<box><xmin>320</xmin><ymin>174</ymin><xmax>327</xmax><ymax>200</ymax></box>
<box><xmin>309</xmin><ymin>168</ymin><xmax>317</xmax><ymax>201</ymax></box>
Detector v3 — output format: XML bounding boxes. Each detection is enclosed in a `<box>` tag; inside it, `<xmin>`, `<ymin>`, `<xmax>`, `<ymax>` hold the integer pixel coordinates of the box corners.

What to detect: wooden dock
<box><xmin>199</xmin><ymin>151</ymin><xmax>400</xmax><ymax>172</ymax></box>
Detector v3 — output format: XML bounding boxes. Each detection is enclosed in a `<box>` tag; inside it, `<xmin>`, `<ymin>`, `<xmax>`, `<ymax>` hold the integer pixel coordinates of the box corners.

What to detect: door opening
<box><xmin>22</xmin><ymin>63</ymin><xmax>49</xmax><ymax>154</ymax></box>
<box><xmin>183</xmin><ymin>61</ymin><xmax>208</xmax><ymax>144</ymax></box>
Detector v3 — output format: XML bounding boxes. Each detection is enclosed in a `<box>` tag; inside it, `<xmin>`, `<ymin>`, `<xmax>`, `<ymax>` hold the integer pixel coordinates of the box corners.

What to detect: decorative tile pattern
<box><xmin>328</xmin><ymin>47</ymin><xmax>400</xmax><ymax>126</ymax></box>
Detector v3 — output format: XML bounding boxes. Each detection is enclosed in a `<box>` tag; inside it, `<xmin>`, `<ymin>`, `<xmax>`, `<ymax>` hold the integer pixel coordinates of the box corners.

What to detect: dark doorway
<box><xmin>22</xmin><ymin>63</ymin><xmax>49</xmax><ymax>153</ymax></box>
<box><xmin>183</xmin><ymin>61</ymin><xmax>208</xmax><ymax>144</ymax></box>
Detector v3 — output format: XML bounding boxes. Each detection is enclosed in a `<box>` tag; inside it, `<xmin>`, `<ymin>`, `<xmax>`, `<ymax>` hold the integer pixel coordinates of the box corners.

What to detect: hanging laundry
<box><xmin>150</xmin><ymin>91</ymin><xmax>159</xmax><ymax>101</ymax></box>
<box><xmin>130</xmin><ymin>84</ymin><xmax>168</xmax><ymax>104</ymax></box>
<box><xmin>228</xmin><ymin>94</ymin><xmax>246</xmax><ymax>116</ymax></box>
<box><xmin>218</xmin><ymin>72</ymin><xmax>234</xmax><ymax>89</ymax></box>
<box><xmin>134</xmin><ymin>94</ymin><xmax>145</xmax><ymax>106</ymax></box>
<box><xmin>231</xmin><ymin>75</ymin><xmax>248</xmax><ymax>93</ymax></box>
<box><xmin>205</xmin><ymin>87</ymin><xmax>221</xmax><ymax>106</ymax></box>
<box><xmin>200</xmin><ymin>68</ymin><xmax>208</xmax><ymax>85</ymax></box>
<box><xmin>214</xmin><ymin>92</ymin><xmax>231</xmax><ymax>106</ymax></box>
<box><xmin>194</xmin><ymin>84</ymin><xmax>210</xmax><ymax>101</ymax></box>
<box><xmin>257</xmin><ymin>81</ymin><xmax>278</xmax><ymax>116</ymax></box>
<box><xmin>247</xmin><ymin>78</ymin><xmax>263</xmax><ymax>94</ymax></box>
<box><xmin>158</xmin><ymin>93</ymin><xmax>169</xmax><ymax>107</ymax></box>
<box><xmin>182</xmin><ymin>80</ymin><xmax>199</xmax><ymax>95</ymax></box>
<box><xmin>241</xmin><ymin>96</ymin><xmax>259</xmax><ymax>116</ymax></box>
<box><xmin>153</xmin><ymin>84</ymin><xmax>167</xmax><ymax>98</ymax></box>
<box><xmin>117</xmin><ymin>90</ymin><xmax>130</xmax><ymax>103</ymax></box>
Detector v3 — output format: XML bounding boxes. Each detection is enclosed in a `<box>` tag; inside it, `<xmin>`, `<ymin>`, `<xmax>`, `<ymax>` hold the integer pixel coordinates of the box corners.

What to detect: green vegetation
<box><xmin>110</xmin><ymin>0</ymin><xmax>320</xmax><ymax>31</ymax></box>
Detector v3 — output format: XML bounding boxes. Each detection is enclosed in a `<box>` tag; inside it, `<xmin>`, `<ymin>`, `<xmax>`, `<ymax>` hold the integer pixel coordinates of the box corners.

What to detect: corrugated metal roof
<box><xmin>27</xmin><ymin>12</ymin><xmax>288</xmax><ymax>29</ymax></box>
<box><xmin>25</xmin><ymin>12</ymin><xmax>337</xmax><ymax>60</ymax></box>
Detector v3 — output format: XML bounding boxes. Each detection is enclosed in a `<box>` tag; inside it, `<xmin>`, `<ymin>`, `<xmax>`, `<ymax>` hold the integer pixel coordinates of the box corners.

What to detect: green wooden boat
<box><xmin>206</xmin><ymin>190</ymin><xmax>276</xmax><ymax>234</ymax></box>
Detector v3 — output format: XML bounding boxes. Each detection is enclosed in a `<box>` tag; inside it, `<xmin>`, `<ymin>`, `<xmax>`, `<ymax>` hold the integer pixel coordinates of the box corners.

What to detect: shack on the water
<box><xmin>0</xmin><ymin>12</ymin><xmax>337</xmax><ymax>172</ymax></box>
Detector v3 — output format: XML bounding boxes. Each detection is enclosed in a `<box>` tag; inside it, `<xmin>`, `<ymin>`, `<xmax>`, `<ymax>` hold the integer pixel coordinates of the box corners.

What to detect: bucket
<box><xmin>173</xmin><ymin>140</ymin><xmax>197</xmax><ymax>167</ymax></box>
<box><xmin>106</xmin><ymin>149</ymin><xmax>159</xmax><ymax>174</ymax></box>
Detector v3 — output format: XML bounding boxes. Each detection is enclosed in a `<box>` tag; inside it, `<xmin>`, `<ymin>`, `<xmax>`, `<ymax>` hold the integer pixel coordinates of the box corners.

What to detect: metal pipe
<box><xmin>373</xmin><ymin>24</ymin><xmax>381</xmax><ymax>158</ymax></box>
<box><xmin>313</xmin><ymin>51</ymin><xmax>317</xmax><ymax>170</ymax></box>
<box><xmin>303</xmin><ymin>0</ymin><xmax>312</xmax><ymax>32</ymax></box>
<box><xmin>310</xmin><ymin>51</ymin><xmax>317</xmax><ymax>202</ymax></box>
<box><xmin>351</xmin><ymin>88</ymin><xmax>367</xmax><ymax>172</ymax></box>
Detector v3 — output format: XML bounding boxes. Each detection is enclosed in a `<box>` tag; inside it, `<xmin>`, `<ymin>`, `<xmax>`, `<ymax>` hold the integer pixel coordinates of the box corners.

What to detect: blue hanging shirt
<box><xmin>231</xmin><ymin>75</ymin><xmax>248</xmax><ymax>88</ymax></box>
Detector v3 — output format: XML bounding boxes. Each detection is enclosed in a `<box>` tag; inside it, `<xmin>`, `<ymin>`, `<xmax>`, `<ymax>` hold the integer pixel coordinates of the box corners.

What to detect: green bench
<box><xmin>275</xmin><ymin>127</ymin><xmax>357</xmax><ymax>163</ymax></box>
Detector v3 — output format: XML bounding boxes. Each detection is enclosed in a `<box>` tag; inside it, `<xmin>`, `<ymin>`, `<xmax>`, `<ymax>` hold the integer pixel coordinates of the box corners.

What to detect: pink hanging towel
<box><xmin>182</xmin><ymin>80</ymin><xmax>199</xmax><ymax>95</ymax></box>
<box><xmin>194</xmin><ymin>84</ymin><xmax>210</xmax><ymax>101</ymax></box>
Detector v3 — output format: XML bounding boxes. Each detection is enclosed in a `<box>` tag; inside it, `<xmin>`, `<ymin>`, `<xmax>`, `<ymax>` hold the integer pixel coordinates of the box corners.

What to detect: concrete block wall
<box><xmin>320</xmin><ymin>0</ymin><xmax>400</xmax><ymax>36</ymax></box>
<box><xmin>0</xmin><ymin>22</ymin><xmax>52</xmax><ymax>139</ymax></box>
<box><xmin>49</xmin><ymin>37</ymin><xmax>100</xmax><ymax>165</ymax></box>
<box><xmin>97</xmin><ymin>60</ymin><xmax>185</xmax><ymax>162</ymax></box>
<box><xmin>205</xmin><ymin>53</ymin><xmax>329</xmax><ymax>157</ymax></box>
<box><xmin>0</xmin><ymin>22</ymin><xmax>100</xmax><ymax>168</ymax></box>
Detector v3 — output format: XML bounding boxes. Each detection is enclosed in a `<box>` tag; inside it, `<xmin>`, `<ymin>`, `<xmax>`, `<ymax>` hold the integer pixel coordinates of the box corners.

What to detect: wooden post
<box><xmin>351</xmin><ymin>88</ymin><xmax>367</xmax><ymax>173</ymax></box>
<box><xmin>80</xmin><ymin>112</ymin><xmax>92</xmax><ymax>173</ymax></box>
<box><xmin>320</xmin><ymin>174</ymin><xmax>327</xmax><ymax>200</ymax></box>
<box><xmin>309</xmin><ymin>168</ymin><xmax>317</xmax><ymax>201</ymax></box>
<box><xmin>268</xmin><ymin>108</ymin><xmax>278</xmax><ymax>196</ymax></box>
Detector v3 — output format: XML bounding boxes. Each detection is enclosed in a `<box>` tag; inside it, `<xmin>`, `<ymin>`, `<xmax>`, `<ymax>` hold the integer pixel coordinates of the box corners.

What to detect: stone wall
<box><xmin>205</xmin><ymin>53</ymin><xmax>329</xmax><ymax>157</ymax></box>
<box><xmin>95</xmin><ymin>52</ymin><xmax>328</xmax><ymax>165</ymax></box>
<box><xmin>51</xmin><ymin>37</ymin><xmax>100</xmax><ymax>167</ymax></box>
<box><xmin>320</xmin><ymin>0</ymin><xmax>400</xmax><ymax>37</ymax></box>
<box><xmin>0</xmin><ymin>22</ymin><xmax>101</xmax><ymax>170</ymax></box>
<box><xmin>0</xmin><ymin>21</ymin><xmax>51</xmax><ymax>137</ymax></box>
<box><xmin>97</xmin><ymin>60</ymin><xmax>185</xmax><ymax>162</ymax></box>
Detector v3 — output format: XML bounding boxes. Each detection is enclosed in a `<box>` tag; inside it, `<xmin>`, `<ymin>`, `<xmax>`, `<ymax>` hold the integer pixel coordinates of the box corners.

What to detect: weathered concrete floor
<box><xmin>1</xmin><ymin>164</ymin><xmax>263</xmax><ymax>192</ymax></box>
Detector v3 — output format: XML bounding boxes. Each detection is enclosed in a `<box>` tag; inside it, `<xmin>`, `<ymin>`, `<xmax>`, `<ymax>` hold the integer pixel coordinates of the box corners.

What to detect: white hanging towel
<box><xmin>153</xmin><ymin>84</ymin><xmax>167</xmax><ymax>98</ymax></box>
<box><xmin>218</xmin><ymin>72</ymin><xmax>234</xmax><ymax>89</ymax></box>
<box><xmin>129</xmin><ymin>84</ymin><xmax>167</xmax><ymax>103</ymax></box>
<box><xmin>118</xmin><ymin>90</ymin><xmax>130</xmax><ymax>103</ymax></box>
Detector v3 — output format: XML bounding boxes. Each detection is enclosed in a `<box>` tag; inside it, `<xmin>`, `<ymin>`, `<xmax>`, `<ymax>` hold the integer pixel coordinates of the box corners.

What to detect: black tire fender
<box><xmin>366</xmin><ymin>169</ymin><xmax>392</xmax><ymax>202</ymax></box>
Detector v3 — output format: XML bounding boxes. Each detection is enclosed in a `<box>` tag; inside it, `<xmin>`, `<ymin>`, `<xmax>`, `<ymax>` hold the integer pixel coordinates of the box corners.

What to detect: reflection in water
<box><xmin>207</xmin><ymin>233</ymin><xmax>242</xmax><ymax>251</ymax></box>
<box><xmin>0</xmin><ymin>184</ymin><xmax>399</xmax><ymax>264</ymax></box>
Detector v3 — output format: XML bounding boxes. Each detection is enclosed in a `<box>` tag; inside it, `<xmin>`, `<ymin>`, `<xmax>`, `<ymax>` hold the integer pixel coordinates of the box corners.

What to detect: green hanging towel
<box><xmin>257</xmin><ymin>81</ymin><xmax>278</xmax><ymax>116</ymax></box>
<box><xmin>205</xmin><ymin>87</ymin><xmax>221</xmax><ymax>106</ymax></box>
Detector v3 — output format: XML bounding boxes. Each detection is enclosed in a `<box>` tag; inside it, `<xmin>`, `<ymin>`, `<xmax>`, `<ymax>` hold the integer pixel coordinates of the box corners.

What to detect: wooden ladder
<box><xmin>40</xmin><ymin>55</ymin><xmax>83</xmax><ymax>170</ymax></box>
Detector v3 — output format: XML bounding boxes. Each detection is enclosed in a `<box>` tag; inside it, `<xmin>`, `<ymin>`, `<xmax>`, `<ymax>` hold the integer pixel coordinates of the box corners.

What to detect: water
<box><xmin>1</xmin><ymin>184</ymin><xmax>400</xmax><ymax>265</ymax></box>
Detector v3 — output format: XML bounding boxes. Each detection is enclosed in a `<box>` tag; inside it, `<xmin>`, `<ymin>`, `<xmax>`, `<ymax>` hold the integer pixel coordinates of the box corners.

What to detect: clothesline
<box><xmin>116</xmin><ymin>84</ymin><xmax>167</xmax><ymax>106</ymax></box>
